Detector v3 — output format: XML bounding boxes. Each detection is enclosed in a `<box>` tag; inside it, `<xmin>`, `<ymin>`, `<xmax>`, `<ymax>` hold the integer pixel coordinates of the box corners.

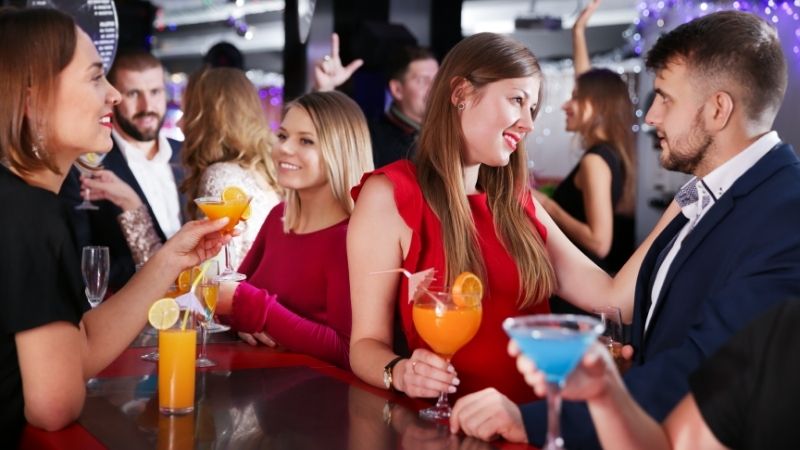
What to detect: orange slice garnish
<box><xmin>222</xmin><ymin>186</ymin><xmax>250</xmax><ymax>220</ymax></box>
<box><xmin>176</xmin><ymin>269</ymin><xmax>191</xmax><ymax>295</ymax></box>
<box><xmin>451</xmin><ymin>271</ymin><xmax>483</xmax><ymax>307</ymax></box>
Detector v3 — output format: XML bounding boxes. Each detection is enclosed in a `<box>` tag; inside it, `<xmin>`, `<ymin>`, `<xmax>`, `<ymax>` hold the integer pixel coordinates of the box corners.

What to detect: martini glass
<box><xmin>74</xmin><ymin>152</ymin><xmax>106</xmax><ymax>210</ymax></box>
<box><xmin>503</xmin><ymin>314</ymin><xmax>604</xmax><ymax>450</ymax></box>
<box><xmin>412</xmin><ymin>290</ymin><xmax>482</xmax><ymax>421</ymax></box>
<box><xmin>194</xmin><ymin>196</ymin><xmax>251</xmax><ymax>281</ymax></box>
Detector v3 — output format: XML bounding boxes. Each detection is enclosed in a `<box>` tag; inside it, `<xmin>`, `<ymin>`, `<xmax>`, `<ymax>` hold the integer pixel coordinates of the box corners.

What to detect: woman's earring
<box><xmin>31</xmin><ymin>133</ymin><xmax>44</xmax><ymax>160</ymax></box>
<box><xmin>457</xmin><ymin>103</ymin><xmax>465</xmax><ymax>111</ymax></box>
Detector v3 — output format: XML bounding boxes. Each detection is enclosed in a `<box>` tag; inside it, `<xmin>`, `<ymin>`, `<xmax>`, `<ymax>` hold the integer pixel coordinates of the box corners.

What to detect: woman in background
<box><xmin>181</xmin><ymin>67</ymin><xmax>281</xmax><ymax>268</ymax></box>
<box><xmin>535</xmin><ymin>0</ymin><xmax>636</xmax><ymax>274</ymax></box>
<box><xmin>215</xmin><ymin>91</ymin><xmax>374</xmax><ymax>369</ymax></box>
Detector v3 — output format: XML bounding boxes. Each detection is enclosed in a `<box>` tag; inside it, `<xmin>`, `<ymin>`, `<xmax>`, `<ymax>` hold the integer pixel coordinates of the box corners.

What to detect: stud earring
<box><xmin>457</xmin><ymin>103</ymin><xmax>465</xmax><ymax>111</ymax></box>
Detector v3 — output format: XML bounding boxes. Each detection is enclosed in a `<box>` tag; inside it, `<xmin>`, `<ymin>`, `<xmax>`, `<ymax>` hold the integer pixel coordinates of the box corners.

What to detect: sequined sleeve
<box><xmin>117</xmin><ymin>204</ymin><xmax>163</xmax><ymax>266</ymax></box>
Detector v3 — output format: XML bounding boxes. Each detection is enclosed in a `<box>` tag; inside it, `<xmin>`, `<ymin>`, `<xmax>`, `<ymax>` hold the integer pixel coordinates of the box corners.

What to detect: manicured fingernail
<box><xmin>452</xmin><ymin>377</ymin><xmax>460</xmax><ymax>386</ymax></box>
<box><xmin>448</xmin><ymin>364</ymin><xmax>455</xmax><ymax>372</ymax></box>
<box><xmin>448</xmin><ymin>386</ymin><xmax>457</xmax><ymax>393</ymax></box>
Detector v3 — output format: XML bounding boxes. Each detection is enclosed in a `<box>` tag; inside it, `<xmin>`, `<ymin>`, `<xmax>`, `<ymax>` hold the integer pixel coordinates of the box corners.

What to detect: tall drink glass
<box><xmin>158</xmin><ymin>326</ymin><xmax>197</xmax><ymax>415</ymax></box>
<box><xmin>503</xmin><ymin>314</ymin><xmax>604</xmax><ymax>450</ymax></box>
<box><xmin>412</xmin><ymin>291</ymin><xmax>482</xmax><ymax>420</ymax></box>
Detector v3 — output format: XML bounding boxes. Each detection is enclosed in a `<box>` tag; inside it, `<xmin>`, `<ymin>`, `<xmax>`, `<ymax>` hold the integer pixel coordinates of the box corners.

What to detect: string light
<box><xmin>631</xmin><ymin>0</ymin><xmax>800</xmax><ymax>64</ymax></box>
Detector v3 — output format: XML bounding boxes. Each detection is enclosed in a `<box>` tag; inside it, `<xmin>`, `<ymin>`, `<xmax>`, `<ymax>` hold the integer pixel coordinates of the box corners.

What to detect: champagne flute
<box><xmin>196</xmin><ymin>261</ymin><xmax>220</xmax><ymax>367</ymax></box>
<box><xmin>412</xmin><ymin>290</ymin><xmax>482</xmax><ymax>420</ymax></box>
<box><xmin>503</xmin><ymin>315</ymin><xmax>604</xmax><ymax>450</ymax></box>
<box><xmin>74</xmin><ymin>152</ymin><xmax>107</xmax><ymax>210</ymax></box>
<box><xmin>81</xmin><ymin>246</ymin><xmax>109</xmax><ymax>308</ymax></box>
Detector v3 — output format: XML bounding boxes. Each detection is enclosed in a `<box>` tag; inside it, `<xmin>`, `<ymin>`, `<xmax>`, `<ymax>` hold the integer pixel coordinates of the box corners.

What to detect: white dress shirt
<box><xmin>645</xmin><ymin>131</ymin><xmax>781</xmax><ymax>331</ymax></box>
<box><xmin>112</xmin><ymin>129</ymin><xmax>182</xmax><ymax>239</ymax></box>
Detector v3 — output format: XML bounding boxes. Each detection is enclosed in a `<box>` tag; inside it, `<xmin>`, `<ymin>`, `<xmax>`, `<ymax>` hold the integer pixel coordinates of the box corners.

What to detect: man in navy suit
<box><xmin>449</xmin><ymin>11</ymin><xmax>800</xmax><ymax>448</ymax></box>
<box><xmin>60</xmin><ymin>49</ymin><xmax>184</xmax><ymax>292</ymax></box>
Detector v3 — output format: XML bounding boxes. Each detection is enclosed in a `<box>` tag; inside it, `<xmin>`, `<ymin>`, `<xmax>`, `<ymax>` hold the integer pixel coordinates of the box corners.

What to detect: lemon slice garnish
<box><xmin>148</xmin><ymin>298</ymin><xmax>180</xmax><ymax>330</ymax></box>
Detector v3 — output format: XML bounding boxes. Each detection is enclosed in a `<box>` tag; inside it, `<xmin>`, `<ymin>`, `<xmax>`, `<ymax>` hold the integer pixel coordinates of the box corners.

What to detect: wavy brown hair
<box><xmin>0</xmin><ymin>7</ymin><xmax>76</xmax><ymax>175</ymax></box>
<box><xmin>282</xmin><ymin>91</ymin><xmax>374</xmax><ymax>233</ymax></box>
<box><xmin>574</xmin><ymin>68</ymin><xmax>636</xmax><ymax>215</ymax></box>
<box><xmin>181</xmin><ymin>67</ymin><xmax>278</xmax><ymax>218</ymax></box>
<box><xmin>416</xmin><ymin>32</ymin><xmax>556</xmax><ymax>307</ymax></box>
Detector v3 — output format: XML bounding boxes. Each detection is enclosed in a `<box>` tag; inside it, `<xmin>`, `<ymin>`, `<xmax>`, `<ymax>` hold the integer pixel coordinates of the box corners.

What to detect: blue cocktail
<box><xmin>503</xmin><ymin>314</ymin><xmax>604</xmax><ymax>450</ymax></box>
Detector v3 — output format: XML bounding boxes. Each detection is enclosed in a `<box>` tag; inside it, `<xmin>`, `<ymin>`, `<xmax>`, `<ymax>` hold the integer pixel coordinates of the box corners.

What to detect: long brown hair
<box><xmin>181</xmin><ymin>67</ymin><xmax>279</xmax><ymax>218</ymax></box>
<box><xmin>574</xmin><ymin>68</ymin><xmax>636</xmax><ymax>215</ymax></box>
<box><xmin>416</xmin><ymin>32</ymin><xmax>556</xmax><ymax>307</ymax></box>
<box><xmin>282</xmin><ymin>91</ymin><xmax>374</xmax><ymax>233</ymax></box>
<box><xmin>0</xmin><ymin>7</ymin><xmax>76</xmax><ymax>175</ymax></box>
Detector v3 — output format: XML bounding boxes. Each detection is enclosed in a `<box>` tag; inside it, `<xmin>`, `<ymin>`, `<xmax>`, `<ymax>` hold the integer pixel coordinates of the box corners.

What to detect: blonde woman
<box><xmin>215</xmin><ymin>91</ymin><xmax>373</xmax><ymax>369</ymax></box>
<box><xmin>181</xmin><ymin>67</ymin><xmax>281</xmax><ymax>268</ymax></box>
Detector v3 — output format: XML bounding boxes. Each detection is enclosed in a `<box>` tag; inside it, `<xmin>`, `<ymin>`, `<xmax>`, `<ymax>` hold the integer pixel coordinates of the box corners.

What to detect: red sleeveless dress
<box><xmin>352</xmin><ymin>161</ymin><xmax>550</xmax><ymax>404</ymax></box>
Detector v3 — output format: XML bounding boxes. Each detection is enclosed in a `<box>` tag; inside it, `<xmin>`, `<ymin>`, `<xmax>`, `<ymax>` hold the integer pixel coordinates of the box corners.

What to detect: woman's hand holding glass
<box><xmin>395</xmin><ymin>348</ymin><xmax>460</xmax><ymax>398</ymax></box>
<box><xmin>159</xmin><ymin>218</ymin><xmax>232</xmax><ymax>271</ymax></box>
<box><xmin>80</xmin><ymin>169</ymin><xmax>143</xmax><ymax>211</ymax></box>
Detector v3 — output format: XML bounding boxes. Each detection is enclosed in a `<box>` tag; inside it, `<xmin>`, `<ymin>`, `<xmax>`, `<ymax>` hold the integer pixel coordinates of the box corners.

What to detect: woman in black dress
<box><xmin>534</xmin><ymin>0</ymin><xmax>636</xmax><ymax>273</ymax></box>
<box><xmin>0</xmin><ymin>8</ymin><xmax>229</xmax><ymax>444</ymax></box>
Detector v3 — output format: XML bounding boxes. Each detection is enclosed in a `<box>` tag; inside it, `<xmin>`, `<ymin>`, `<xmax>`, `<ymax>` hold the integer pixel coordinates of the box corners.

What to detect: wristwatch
<box><xmin>383</xmin><ymin>356</ymin><xmax>405</xmax><ymax>391</ymax></box>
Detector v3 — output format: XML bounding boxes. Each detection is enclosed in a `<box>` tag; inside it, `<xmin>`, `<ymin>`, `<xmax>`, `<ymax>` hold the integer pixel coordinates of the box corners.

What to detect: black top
<box><xmin>690</xmin><ymin>299</ymin><xmax>800</xmax><ymax>449</ymax></box>
<box><xmin>551</xmin><ymin>143</ymin><xmax>633</xmax><ymax>272</ymax></box>
<box><xmin>369</xmin><ymin>112</ymin><xmax>417</xmax><ymax>169</ymax></box>
<box><xmin>0</xmin><ymin>164</ymin><xmax>87</xmax><ymax>445</ymax></box>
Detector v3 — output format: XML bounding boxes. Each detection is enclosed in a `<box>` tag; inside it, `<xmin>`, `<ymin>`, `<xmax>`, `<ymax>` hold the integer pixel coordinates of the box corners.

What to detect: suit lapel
<box><xmin>105</xmin><ymin>142</ymin><xmax>168</xmax><ymax>241</ymax></box>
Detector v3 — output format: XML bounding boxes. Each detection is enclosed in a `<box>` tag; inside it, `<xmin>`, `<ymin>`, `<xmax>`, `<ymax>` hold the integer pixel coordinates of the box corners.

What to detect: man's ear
<box><xmin>450</xmin><ymin>76</ymin><xmax>472</xmax><ymax>107</ymax></box>
<box><xmin>388</xmin><ymin>79</ymin><xmax>404</xmax><ymax>102</ymax></box>
<box><xmin>705</xmin><ymin>90</ymin><xmax>734</xmax><ymax>132</ymax></box>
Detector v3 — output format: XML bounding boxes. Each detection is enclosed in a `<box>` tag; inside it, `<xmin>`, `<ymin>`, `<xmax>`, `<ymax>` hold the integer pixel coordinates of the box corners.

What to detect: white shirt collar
<box><xmin>112</xmin><ymin>129</ymin><xmax>172</xmax><ymax>164</ymax></box>
<box><xmin>679</xmin><ymin>131</ymin><xmax>780</xmax><ymax>220</ymax></box>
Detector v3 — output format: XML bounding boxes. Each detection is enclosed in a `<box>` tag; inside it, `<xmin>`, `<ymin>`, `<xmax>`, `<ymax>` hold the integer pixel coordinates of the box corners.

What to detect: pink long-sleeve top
<box><xmin>229</xmin><ymin>203</ymin><xmax>352</xmax><ymax>369</ymax></box>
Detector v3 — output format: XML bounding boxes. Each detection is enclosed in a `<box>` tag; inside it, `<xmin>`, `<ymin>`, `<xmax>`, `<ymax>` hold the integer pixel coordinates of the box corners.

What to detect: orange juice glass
<box><xmin>411</xmin><ymin>291</ymin><xmax>482</xmax><ymax>421</ymax></box>
<box><xmin>156</xmin><ymin>412</ymin><xmax>196</xmax><ymax>450</ymax></box>
<box><xmin>158</xmin><ymin>328</ymin><xmax>197</xmax><ymax>414</ymax></box>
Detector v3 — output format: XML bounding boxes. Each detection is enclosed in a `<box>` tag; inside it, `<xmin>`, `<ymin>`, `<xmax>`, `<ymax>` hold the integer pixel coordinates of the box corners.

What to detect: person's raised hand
<box><xmin>160</xmin><ymin>219</ymin><xmax>231</xmax><ymax>271</ymax></box>
<box><xmin>574</xmin><ymin>0</ymin><xmax>601</xmax><ymax>32</ymax></box>
<box><xmin>449</xmin><ymin>388</ymin><xmax>528</xmax><ymax>443</ymax></box>
<box><xmin>313</xmin><ymin>32</ymin><xmax>364</xmax><ymax>91</ymax></box>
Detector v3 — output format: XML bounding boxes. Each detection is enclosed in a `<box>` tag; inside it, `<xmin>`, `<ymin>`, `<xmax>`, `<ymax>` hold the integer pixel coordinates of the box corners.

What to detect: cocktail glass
<box><xmin>74</xmin><ymin>152</ymin><xmax>106</xmax><ymax>210</ymax></box>
<box><xmin>503</xmin><ymin>314</ymin><xmax>604</xmax><ymax>450</ymax></box>
<box><xmin>412</xmin><ymin>290</ymin><xmax>482</xmax><ymax>421</ymax></box>
<box><xmin>194</xmin><ymin>196</ymin><xmax>251</xmax><ymax>281</ymax></box>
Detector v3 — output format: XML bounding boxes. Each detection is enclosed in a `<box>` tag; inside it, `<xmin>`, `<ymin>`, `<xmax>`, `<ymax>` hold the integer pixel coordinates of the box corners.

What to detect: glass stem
<box><xmin>223</xmin><ymin>242</ymin><xmax>233</xmax><ymax>274</ymax></box>
<box><xmin>545</xmin><ymin>382</ymin><xmax>564</xmax><ymax>450</ymax></box>
<box><xmin>434</xmin><ymin>391</ymin><xmax>449</xmax><ymax>410</ymax></box>
<box><xmin>200</xmin><ymin>322</ymin><xmax>209</xmax><ymax>359</ymax></box>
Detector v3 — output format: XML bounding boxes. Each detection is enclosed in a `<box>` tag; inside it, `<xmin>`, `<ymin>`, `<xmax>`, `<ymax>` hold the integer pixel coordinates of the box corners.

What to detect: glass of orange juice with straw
<box><xmin>412</xmin><ymin>272</ymin><xmax>483</xmax><ymax>420</ymax></box>
<box><xmin>149</xmin><ymin>297</ymin><xmax>197</xmax><ymax>415</ymax></box>
<box><xmin>194</xmin><ymin>186</ymin><xmax>252</xmax><ymax>282</ymax></box>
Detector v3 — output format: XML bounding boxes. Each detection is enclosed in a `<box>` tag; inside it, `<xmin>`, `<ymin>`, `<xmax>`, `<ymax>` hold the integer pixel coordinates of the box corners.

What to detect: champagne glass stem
<box><xmin>223</xmin><ymin>241</ymin><xmax>234</xmax><ymax>275</ymax></box>
<box><xmin>434</xmin><ymin>391</ymin><xmax>449</xmax><ymax>411</ymax></box>
<box><xmin>545</xmin><ymin>381</ymin><xmax>565</xmax><ymax>450</ymax></box>
<box><xmin>200</xmin><ymin>322</ymin><xmax>209</xmax><ymax>360</ymax></box>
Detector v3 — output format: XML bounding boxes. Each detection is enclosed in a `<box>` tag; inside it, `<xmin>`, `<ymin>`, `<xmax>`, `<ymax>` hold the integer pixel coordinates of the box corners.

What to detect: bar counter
<box><xmin>19</xmin><ymin>331</ymin><xmax>536</xmax><ymax>450</ymax></box>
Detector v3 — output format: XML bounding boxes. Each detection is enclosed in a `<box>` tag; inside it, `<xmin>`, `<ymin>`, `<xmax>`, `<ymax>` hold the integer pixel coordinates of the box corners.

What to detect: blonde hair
<box><xmin>282</xmin><ymin>91</ymin><xmax>374</xmax><ymax>233</ymax></box>
<box><xmin>417</xmin><ymin>32</ymin><xmax>556</xmax><ymax>307</ymax></box>
<box><xmin>0</xmin><ymin>8</ymin><xmax>76</xmax><ymax>175</ymax></box>
<box><xmin>181</xmin><ymin>67</ymin><xmax>279</xmax><ymax>218</ymax></box>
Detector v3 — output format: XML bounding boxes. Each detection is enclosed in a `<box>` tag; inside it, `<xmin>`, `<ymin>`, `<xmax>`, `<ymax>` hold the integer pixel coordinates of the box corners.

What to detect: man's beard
<box><xmin>114</xmin><ymin>109</ymin><xmax>165</xmax><ymax>142</ymax></box>
<box><xmin>659</xmin><ymin>107</ymin><xmax>713</xmax><ymax>175</ymax></box>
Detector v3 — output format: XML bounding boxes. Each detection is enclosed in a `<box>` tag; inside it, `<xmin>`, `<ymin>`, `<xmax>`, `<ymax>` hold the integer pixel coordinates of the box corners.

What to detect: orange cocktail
<box><xmin>411</xmin><ymin>272</ymin><xmax>483</xmax><ymax>421</ymax></box>
<box><xmin>195</xmin><ymin>198</ymin><xmax>250</xmax><ymax>233</ymax></box>
<box><xmin>158</xmin><ymin>328</ymin><xmax>197</xmax><ymax>414</ymax></box>
<box><xmin>412</xmin><ymin>304</ymin><xmax>482</xmax><ymax>358</ymax></box>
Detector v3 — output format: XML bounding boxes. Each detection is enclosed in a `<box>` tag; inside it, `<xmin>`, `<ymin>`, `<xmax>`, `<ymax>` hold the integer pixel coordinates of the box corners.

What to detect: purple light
<box><xmin>765</xmin><ymin>7</ymin><xmax>772</xmax><ymax>15</ymax></box>
<box><xmin>772</xmin><ymin>15</ymin><xmax>779</xmax><ymax>23</ymax></box>
<box><xmin>795</xmin><ymin>46</ymin><xmax>800</xmax><ymax>54</ymax></box>
<box><xmin>269</xmin><ymin>98</ymin><xmax>280</xmax><ymax>106</ymax></box>
<box><xmin>259</xmin><ymin>89</ymin><xmax>268</xmax><ymax>99</ymax></box>
<box><xmin>733</xmin><ymin>1</ymin><xmax>741</xmax><ymax>9</ymax></box>
<box><xmin>700</xmin><ymin>2</ymin><xmax>709</xmax><ymax>11</ymax></box>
